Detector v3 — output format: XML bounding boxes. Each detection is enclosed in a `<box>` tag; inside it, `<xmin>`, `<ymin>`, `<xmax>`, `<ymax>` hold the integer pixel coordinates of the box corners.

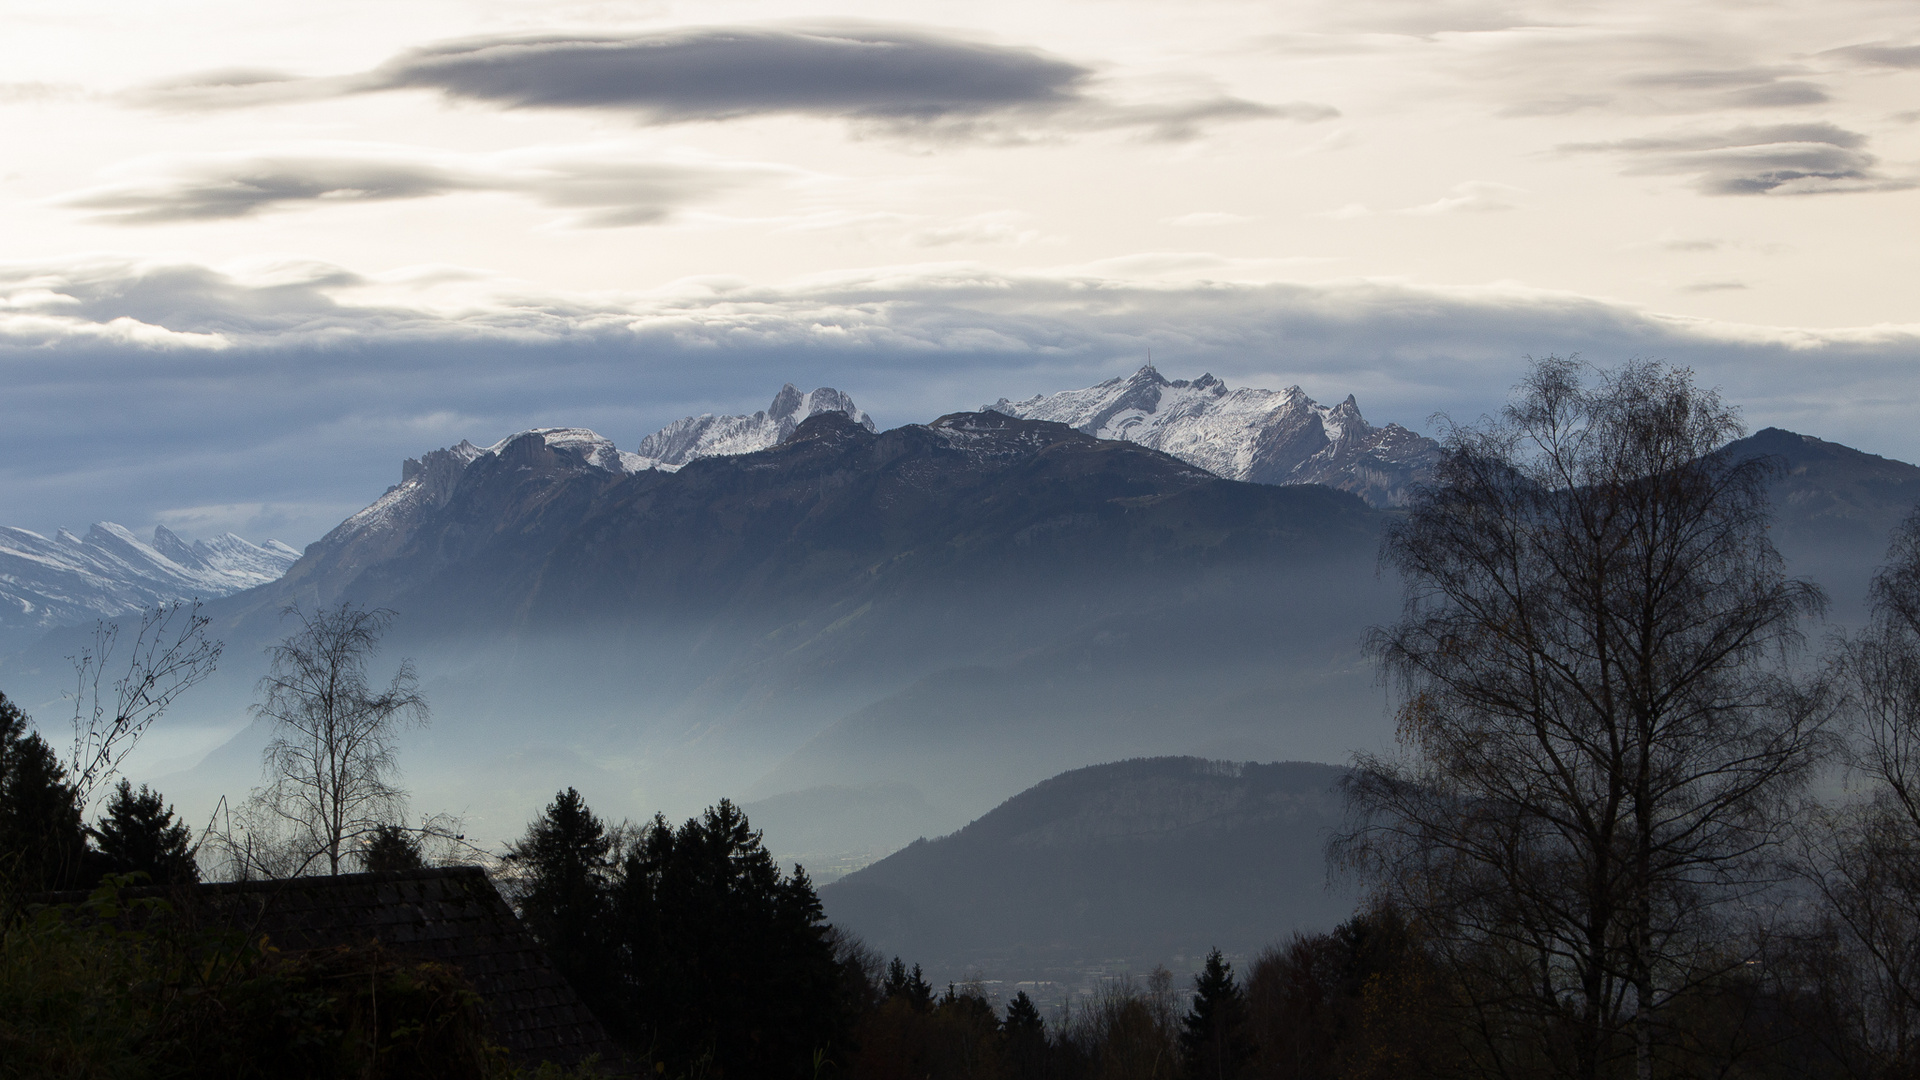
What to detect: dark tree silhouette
<box><xmin>611</xmin><ymin>798</ymin><xmax>845</xmax><ymax>1077</ymax></box>
<box><xmin>92</xmin><ymin>778</ymin><xmax>198</xmax><ymax>885</ymax></box>
<box><xmin>1005</xmin><ymin>989</ymin><xmax>1044</xmax><ymax>1038</ymax></box>
<box><xmin>0</xmin><ymin>692</ymin><xmax>87</xmax><ymax>894</ymax></box>
<box><xmin>1004</xmin><ymin>990</ymin><xmax>1048</xmax><ymax>1080</ymax></box>
<box><xmin>1181</xmin><ymin>949</ymin><xmax>1252</xmax><ymax>1080</ymax></box>
<box><xmin>884</xmin><ymin>956</ymin><xmax>936</xmax><ymax>1013</ymax></box>
<box><xmin>504</xmin><ymin>787</ymin><xmax>614</xmax><ymax>1007</ymax></box>
<box><xmin>357</xmin><ymin>822</ymin><xmax>425</xmax><ymax>873</ymax></box>
<box><xmin>1342</xmin><ymin>358</ymin><xmax>1833</xmax><ymax>1080</ymax></box>
<box><xmin>1803</xmin><ymin>504</ymin><xmax>1920</xmax><ymax>1075</ymax></box>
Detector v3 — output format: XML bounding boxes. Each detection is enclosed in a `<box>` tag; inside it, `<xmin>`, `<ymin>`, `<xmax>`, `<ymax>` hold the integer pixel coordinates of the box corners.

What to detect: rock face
<box><xmin>276</xmin><ymin>386</ymin><xmax>874</xmax><ymax>605</ymax></box>
<box><xmin>988</xmin><ymin>365</ymin><xmax>1440</xmax><ymax>507</ymax></box>
<box><xmin>0</xmin><ymin>522</ymin><xmax>298</xmax><ymax>646</ymax></box>
<box><xmin>629</xmin><ymin>385</ymin><xmax>875</xmax><ymax>472</ymax></box>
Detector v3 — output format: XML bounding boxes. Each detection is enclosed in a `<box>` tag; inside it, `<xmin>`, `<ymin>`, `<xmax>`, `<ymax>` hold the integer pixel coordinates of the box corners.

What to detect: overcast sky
<box><xmin>3</xmin><ymin>0</ymin><xmax>1917</xmax><ymax>546</ymax></box>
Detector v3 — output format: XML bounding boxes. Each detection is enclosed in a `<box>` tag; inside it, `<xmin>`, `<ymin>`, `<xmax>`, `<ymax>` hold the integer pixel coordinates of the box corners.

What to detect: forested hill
<box><xmin>820</xmin><ymin>757</ymin><xmax>1356</xmax><ymax>982</ymax></box>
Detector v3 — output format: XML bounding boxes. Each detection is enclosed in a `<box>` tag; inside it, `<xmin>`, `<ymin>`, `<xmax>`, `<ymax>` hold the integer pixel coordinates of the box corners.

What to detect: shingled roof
<box><xmin>42</xmin><ymin>866</ymin><xmax>623</xmax><ymax>1072</ymax></box>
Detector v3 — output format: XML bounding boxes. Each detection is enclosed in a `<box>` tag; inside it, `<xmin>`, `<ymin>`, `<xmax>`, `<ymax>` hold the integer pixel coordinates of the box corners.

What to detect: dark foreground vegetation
<box><xmin>1</xmin><ymin>880</ymin><xmax>511</xmax><ymax>1078</ymax></box>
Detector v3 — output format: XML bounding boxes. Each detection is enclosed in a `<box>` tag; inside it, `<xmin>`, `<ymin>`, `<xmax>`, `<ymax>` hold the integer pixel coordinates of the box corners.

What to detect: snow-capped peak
<box><xmin>988</xmin><ymin>365</ymin><xmax>1437</xmax><ymax>507</ymax></box>
<box><xmin>0</xmin><ymin>522</ymin><xmax>299</xmax><ymax>643</ymax></box>
<box><xmin>629</xmin><ymin>385</ymin><xmax>875</xmax><ymax>472</ymax></box>
<box><xmin>318</xmin><ymin>384</ymin><xmax>875</xmax><ymax>569</ymax></box>
<box><xmin>481</xmin><ymin>428</ymin><xmax>642</xmax><ymax>474</ymax></box>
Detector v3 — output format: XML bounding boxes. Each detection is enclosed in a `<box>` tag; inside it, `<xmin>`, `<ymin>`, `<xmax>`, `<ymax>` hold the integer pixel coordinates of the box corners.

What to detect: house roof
<box><xmin>40</xmin><ymin>866</ymin><xmax>624</xmax><ymax>1072</ymax></box>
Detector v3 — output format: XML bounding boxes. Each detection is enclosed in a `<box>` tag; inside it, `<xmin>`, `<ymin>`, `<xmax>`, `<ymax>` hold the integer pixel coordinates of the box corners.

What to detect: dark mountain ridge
<box><xmin>821</xmin><ymin>756</ymin><xmax>1357</xmax><ymax>982</ymax></box>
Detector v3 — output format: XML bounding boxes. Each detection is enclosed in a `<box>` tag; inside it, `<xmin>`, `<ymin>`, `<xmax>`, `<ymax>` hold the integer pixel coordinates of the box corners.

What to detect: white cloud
<box><xmin>904</xmin><ymin>212</ymin><xmax>1042</xmax><ymax>247</ymax></box>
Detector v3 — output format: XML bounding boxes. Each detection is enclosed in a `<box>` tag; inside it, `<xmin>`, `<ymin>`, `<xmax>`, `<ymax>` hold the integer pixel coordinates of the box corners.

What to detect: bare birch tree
<box><xmin>250</xmin><ymin>603</ymin><xmax>427</xmax><ymax>876</ymax></box>
<box><xmin>1339</xmin><ymin>358</ymin><xmax>1833</xmax><ymax>1080</ymax></box>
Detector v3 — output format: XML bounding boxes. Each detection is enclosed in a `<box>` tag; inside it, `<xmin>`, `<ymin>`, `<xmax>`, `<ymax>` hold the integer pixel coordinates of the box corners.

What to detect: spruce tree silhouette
<box><xmin>1004</xmin><ymin>990</ymin><xmax>1048</xmax><ymax>1080</ymax></box>
<box><xmin>1182</xmin><ymin>948</ymin><xmax>1252</xmax><ymax>1080</ymax></box>
<box><xmin>356</xmin><ymin>822</ymin><xmax>425</xmax><ymax>873</ymax></box>
<box><xmin>611</xmin><ymin>798</ymin><xmax>845</xmax><ymax>1077</ymax></box>
<box><xmin>884</xmin><ymin>955</ymin><xmax>935</xmax><ymax>1012</ymax></box>
<box><xmin>505</xmin><ymin>787</ymin><xmax>615</xmax><ymax>1012</ymax></box>
<box><xmin>0</xmin><ymin>692</ymin><xmax>87</xmax><ymax>894</ymax></box>
<box><xmin>93</xmin><ymin>778</ymin><xmax>198</xmax><ymax>884</ymax></box>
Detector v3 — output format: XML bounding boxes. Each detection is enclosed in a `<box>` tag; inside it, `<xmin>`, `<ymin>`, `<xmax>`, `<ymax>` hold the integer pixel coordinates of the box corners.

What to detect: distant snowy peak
<box><xmin>482</xmin><ymin>428</ymin><xmax>643</xmax><ymax>474</ymax></box>
<box><xmin>312</xmin><ymin>384</ymin><xmax>874</xmax><ymax>587</ymax></box>
<box><xmin>988</xmin><ymin>366</ymin><xmax>1439</xmax><ymax>507</ymax></box>
<box><xmin>630</xmin><ymin>385</ymin><xmax>875</xmax><ymax>472</ymax></box>
<box><xmin>0</xmin><ymin>522</ymin><xmax>297</xmax><ymax>641</ymax></box>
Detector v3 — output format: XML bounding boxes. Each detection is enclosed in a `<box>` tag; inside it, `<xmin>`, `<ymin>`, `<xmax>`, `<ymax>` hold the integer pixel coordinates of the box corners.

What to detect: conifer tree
<box><xmin>93</xmin><ymin>778</ymin><xmax>198</xmax><ymax>884</ymax></box>
<box><xmin>1004</xmin><ymin>990</ymin><xmax>1048</xmax><ymax>1080</ymax></box>
<box><xmin>357</xmin><ymin>822</ymin><xmax>425</xmax><ymax>873</ymax></box>
<box><xmin>1005</xmin><ymin>990</ymin><xmax>1045</xmax><ymax>1038</ymax></box>
<box><xmin>505</xmin><ymin>787</ymin><xmax>614</xmax><ymax>1007</ymax></box>
<box><xmin>0</xmin><ymin>692</ymin><xmax>87</xmax><ymax>894</ymax></box>
<box><xmin>1181</xmin><ymin>948</ymin><xmax>1252</xmax><ymax>1080</ymax></box>
<box><xmin>610</xmin><ymin>798</ymin><xmax>845</xmax><ymax>1076</ymax></box>
<box><xmin>885</xmin><ymin>955</ymin><xmax>936</xmax><ymax>1012</ymax></box>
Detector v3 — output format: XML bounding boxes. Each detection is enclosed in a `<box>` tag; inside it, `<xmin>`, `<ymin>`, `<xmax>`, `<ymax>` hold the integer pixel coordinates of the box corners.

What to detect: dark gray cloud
<box><xmin>1562</xmin><ymin>122</ymin><xmax>1913</xmax><ymax>195</ymax></box>
<box><xmin>1617</xmin><ymin>66</ymin><xmax>1830</xmax><ymax>110</ymax></box>
<box><xmin>134</xmin><ymin>25</ymin><xmax>1330</xmax><ymax>141</ymax></box>
<box><xmin>1826</xmin><ymin>42</ymin><xmax>1920</xmax><ymax>69</ymax></box>
<box><xmin>3</xmin><ymin>256</ymin><xmax>1917</xmax><ymax>549</ymax></box>
<box><xmin>56</xmin><ymin>147</ymin><xmax>782</xmax><ymax>226</ymax></box>
<box><xmin>369</xmin><ymin>28</ymin><xmax>1085</xmax><ymax>119</ymax></box>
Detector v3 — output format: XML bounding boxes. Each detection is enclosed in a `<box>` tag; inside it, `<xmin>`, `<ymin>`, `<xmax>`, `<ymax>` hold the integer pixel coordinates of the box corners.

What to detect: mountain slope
<box><xmin>121</xmin><ymin>410</ymin><xmax>1393</xmax><ymax>840</ymax></box>
<box><xmin>1723</xmin><ymin>427</ymin><xmax>1920</xmax><ymax>623</ymax></box>
<box><xmin>988</xmin><ymin>366</ymin><xmax>1439</xmax><ymax>507</ymax></box>
<box><xmin>0</xmin><ymin>523</ymin><xmax>297</xmax><ymax>650</ymax></box>
<box><xmin>271</xmin><ymin>385</ymin><xmax>873</xmax><ymax>608</ymax></box>
<box><xmin>820</xmin><ymin>757</ymin><xmax>1357</xmax><ymax>981</ymax></box>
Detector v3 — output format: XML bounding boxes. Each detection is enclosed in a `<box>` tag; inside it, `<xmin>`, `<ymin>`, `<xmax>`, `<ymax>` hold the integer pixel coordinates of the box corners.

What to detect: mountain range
<box><xmin>0</xmin><ymin>384</ymin><xmax>874</xmax><ymax>652</ymax></box>
<box><xmin>0</xmin><ymin>523</ymin><xmax>298</xmax><ymax>652</ymax></box>
<box><xmin>5</xmin><ymin>403</ymin><xmax>1389</xmax><ymax>853</ymax></box>
<box><xmin>0</xmin><ymin>372</ymin><xmax>1416</xmax><ymax>651</ymax></box>
<box><xmin>989</xmin><ymin>365</ymin><xmax>1440</xmax><ymax>507</ymax></box>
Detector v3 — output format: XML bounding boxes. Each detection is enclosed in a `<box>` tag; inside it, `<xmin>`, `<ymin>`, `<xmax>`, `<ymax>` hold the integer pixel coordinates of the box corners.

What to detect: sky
<box><xmin>2</xmin><ymin>0</ymin><xmax>1917</xmax><ymax>547</ymax></box>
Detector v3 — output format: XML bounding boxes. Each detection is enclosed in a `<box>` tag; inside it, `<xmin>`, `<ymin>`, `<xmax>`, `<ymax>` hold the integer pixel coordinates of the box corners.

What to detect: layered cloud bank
<box><xmin>3</xmin><ymin>255</ymin><xmax>1915</xmax><ymax>546</ymax></box>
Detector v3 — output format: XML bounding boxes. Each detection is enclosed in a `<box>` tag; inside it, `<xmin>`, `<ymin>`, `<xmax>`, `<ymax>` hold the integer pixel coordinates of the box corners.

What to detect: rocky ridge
<box><xmin>0</xmin><ymin>523</ymin><xmax>298</xmax><ymax>645</ymax></box>
<box><xmin>988</xmin><ymin>365</ymin><xmax>1440</xmax><ymax>507</ymax></box>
